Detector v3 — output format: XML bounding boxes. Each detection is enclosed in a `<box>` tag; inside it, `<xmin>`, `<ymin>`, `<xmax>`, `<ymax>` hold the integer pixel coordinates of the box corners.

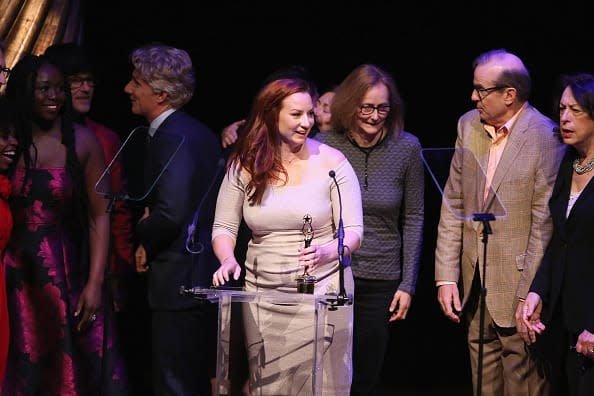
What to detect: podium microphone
<box><xmin>328</xmin><ymin>170</ymin><xmax>344</xmax><ymax>259</ymax></box>
<box><xmin>328</xmin><ymin>170</ymin><xmax>350</xmax><ymax>307</ymax></box>
<box><xmin>186</xmin><ymin>158</ymin><xmax>226</xmax><ymax>254</ymax></box>
<box><xmin>105</xmin><ymin>192</ymin><xmax>130</xmax><ymax>214</ymax></box>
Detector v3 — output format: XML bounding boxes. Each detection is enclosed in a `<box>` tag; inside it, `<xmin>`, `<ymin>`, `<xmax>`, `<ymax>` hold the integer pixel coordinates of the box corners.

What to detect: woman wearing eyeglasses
<box><xmin>314</xmin><ymin>63</ymin><xmax>424</xmax><ymax>395</ymax></box>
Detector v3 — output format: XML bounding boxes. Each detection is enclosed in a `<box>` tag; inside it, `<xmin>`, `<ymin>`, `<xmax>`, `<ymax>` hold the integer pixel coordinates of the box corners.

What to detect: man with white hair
<box><xmin>125</xmin><ymin>43</ymin><xmax>222</xmax><ymax>396</ymax></box>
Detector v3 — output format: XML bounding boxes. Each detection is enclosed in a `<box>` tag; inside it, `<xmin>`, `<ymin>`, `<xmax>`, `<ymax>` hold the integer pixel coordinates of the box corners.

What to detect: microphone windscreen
<box><xmin>329</xmin><ymin>170</ymin><xmax>336</xmax><ymax>178</ymax></box>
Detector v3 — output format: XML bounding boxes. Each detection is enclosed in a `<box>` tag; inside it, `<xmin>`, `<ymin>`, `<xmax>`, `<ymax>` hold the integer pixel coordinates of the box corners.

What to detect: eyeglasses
<box><xmin>0</xmin><ymin>66</ymin><xmax>10</xmax><ymax>79</ymax></box>
<box><xmin>68</xmin><ymin>77</ymin><xmax>95</xmax><ymax>90</ymax></box>
<box><xmin>359</xmin><ymin>104</ymin><xmax>390</xmax><ymax>116</ymax></box>
<box><xmin>473</xmin><ymin>85</ymin><xmax>506</xmax><ymax>100</ymax></box>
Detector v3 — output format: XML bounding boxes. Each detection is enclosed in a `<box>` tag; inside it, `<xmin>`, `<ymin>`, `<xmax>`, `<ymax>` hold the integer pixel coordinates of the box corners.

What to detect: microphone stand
<box><xmin>328</xmin><ymin>170</ymin><xmax>352</xmax><ymax>310</ymax></box>
<box><xmin>185</xmin><ymin>158</ymin><xmax>226</xmax><ymax>255</ymax></box>
<box><xmin>181</xmin><ymin>158</ymin><xmax>226</xmax><ymax>298</ymax></box>
<box><xmin>335</xmin><ymin>215</ymin><xmax>349</xmax><ymax>308</ymax></box>
<box><xmin>472</xmin><ymin>212</ymin><xmax>495</xmax><ymax>396</ymax></box>
<box><xmin>99</xmin><ymin>189</ymin><xmax>131</xmax><ymax>396</ymax></box>
<box><xmin>104</xmin><ymin>192</ymin><xmax>130</xmax><ymax>214</ymax></box>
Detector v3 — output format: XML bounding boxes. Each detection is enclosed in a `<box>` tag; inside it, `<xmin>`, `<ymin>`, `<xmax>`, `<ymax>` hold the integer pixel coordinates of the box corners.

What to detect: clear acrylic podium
<box><xmin>185</xmin><ymin>287</ymin><xmax>336</xmax><ymax>396</ymax></box>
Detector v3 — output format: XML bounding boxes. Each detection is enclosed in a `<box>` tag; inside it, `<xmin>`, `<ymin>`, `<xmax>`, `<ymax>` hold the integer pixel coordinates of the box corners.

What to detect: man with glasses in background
<box><xmin>435</xmin><ymin>49</ymin><xmax>565</xmax><ymax>395</ymax></box>
<box><xmin>0</xmin><ymin>40</ymin><xmax>9</xmax><ymax>90</ymax></box>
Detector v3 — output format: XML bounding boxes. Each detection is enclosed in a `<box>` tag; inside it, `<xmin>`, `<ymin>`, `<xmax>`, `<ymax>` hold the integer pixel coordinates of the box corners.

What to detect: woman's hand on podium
<box><xmin>213</xmin><ymin>256</ymin><xmax>241</xmax><ymax>286</ymax></box>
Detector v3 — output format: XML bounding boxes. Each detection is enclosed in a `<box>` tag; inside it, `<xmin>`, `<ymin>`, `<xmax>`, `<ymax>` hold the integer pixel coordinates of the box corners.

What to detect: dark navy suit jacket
<box><xmin>136</xmin><ymin>110</ymin><xmax>222</xmax><ymax>310</ymax></box>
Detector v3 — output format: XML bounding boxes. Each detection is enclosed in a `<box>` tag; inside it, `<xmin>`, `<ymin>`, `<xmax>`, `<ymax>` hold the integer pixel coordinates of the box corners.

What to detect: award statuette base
<box><xmin>296</xmin><ymin>273</ymin><xmax>316</xmax><ymax>294</ymax></box>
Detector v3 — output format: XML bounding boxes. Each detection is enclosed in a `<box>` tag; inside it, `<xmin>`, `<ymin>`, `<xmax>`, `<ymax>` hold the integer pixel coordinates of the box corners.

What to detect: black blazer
<box><xmin>136</xmin><ymin>110</ymin><xmax>222</xmax><ymax>310</ymax></box>
<box><xmin>530</xmin><ymin>146</ymin><xmax>594</xmax><ymax>334</ymax></box>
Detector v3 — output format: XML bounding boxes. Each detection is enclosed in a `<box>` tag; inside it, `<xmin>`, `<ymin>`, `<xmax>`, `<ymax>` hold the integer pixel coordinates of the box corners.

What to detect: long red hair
<box><xmin>228</xmin><ymin>78</ymin><xmax>316</xmax><ymax>205</ymax></box>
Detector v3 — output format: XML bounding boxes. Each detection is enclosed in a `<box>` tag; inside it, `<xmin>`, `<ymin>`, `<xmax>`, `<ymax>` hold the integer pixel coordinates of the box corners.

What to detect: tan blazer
<box><xmin>435</xmin><ymin>104</ymin><xmax>565</xmax><ymax>327</ymax></box>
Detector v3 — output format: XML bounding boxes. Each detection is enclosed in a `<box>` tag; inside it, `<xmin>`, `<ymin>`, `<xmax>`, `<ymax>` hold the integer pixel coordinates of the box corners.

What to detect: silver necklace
<box><xmin>283</xmin><ymin>156</ymin><xmax>298</xmax><ymax>165</ymax></box>
<box><xmin>573</xmin><ymin>156</ymin><xmax>594</xmax><ymax>174</ymax></box>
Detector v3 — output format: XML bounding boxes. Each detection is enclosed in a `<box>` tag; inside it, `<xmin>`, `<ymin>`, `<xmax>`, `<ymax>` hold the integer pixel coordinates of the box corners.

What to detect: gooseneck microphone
<box><xmin>105</xmin><ymin>192</ymin><xmax>130</xmax><ymax>214</ymax></box>
<box><xmin>186</xmin><ymin>158</ymin><xmax>226</xmax><ymax>254</ymax></box>
<box><xmin>328</xmin><ymin>170</ymin><xmax>350</xmax><ymax>307</ymax></box>
<box><xmin>328</xmin><ymin>170</ymin><xmax>344</xmax><ymax>260</ymax></box>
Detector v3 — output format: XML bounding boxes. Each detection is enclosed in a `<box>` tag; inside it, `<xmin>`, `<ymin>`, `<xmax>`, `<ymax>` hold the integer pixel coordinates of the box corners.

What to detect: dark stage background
<box><xmin>80</xmin><ymin>2</ymin><xmax>592</xmax><ymax>394</ymax></box>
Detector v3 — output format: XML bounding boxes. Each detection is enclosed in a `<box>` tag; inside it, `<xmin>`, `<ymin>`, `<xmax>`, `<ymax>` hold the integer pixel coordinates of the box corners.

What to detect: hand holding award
<box><xmin>296</xmin><ymin>214</ymin><xmax>316</xmax><ymax>294</ymax></box>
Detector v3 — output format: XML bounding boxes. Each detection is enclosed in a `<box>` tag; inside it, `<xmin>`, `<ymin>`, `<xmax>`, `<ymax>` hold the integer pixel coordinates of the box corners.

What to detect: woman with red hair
<box><xmin>212</xmin><ymin>78</ymin><xmax>364</xmax><ymax>395</ymax></box>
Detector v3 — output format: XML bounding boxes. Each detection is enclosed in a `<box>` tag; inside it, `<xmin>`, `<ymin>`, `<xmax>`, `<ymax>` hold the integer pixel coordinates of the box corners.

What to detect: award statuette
<box><xmin>296</xmin><ymin>214</ymin><xmax>316</xmax><ymax>294</ymax></box>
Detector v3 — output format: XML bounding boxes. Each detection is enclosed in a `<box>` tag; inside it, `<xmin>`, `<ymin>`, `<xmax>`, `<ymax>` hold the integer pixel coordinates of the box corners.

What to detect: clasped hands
<box><xmin>438</xmin><ymin>286</ymin><xmax>545</xmax><ymax>347</ymax></box>
<box><xmin>522</xmin><ymin>292</ymin><xmax>594</xmax><ymax>358</ymax></box>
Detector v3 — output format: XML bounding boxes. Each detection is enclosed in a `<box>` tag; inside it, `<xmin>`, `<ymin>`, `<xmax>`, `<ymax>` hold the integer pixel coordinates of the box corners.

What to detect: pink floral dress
<box><xmin>2</xmin><ymin>168</ymin><xmax>127</xmax><ymax>395</ymax></box>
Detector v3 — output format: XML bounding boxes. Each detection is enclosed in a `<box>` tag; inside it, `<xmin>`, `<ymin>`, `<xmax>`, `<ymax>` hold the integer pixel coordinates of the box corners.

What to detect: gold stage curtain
<box><xmin>0</xmin><ymin>0</ymin><xmax>82</xmax><ymax>69</ymax></box>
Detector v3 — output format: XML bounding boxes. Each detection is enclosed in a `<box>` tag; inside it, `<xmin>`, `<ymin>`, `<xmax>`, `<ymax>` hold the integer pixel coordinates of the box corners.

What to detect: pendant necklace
<box><xmin>283</xmin><ymin>154</ymin><xmax>300</xmax><ymax>165</ymax></box>
<box><xmin>347</xmin><ymin>129</ymin><xmax>386</xmax><ymax>191</ymax></box>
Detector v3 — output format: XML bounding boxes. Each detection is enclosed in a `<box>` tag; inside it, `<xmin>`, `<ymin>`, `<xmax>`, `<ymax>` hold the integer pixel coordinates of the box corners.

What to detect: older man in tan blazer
<box><xmin>435</xmin><ymin>49</ymin><xmax>565</xmax><ymax>395</ymax></box>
